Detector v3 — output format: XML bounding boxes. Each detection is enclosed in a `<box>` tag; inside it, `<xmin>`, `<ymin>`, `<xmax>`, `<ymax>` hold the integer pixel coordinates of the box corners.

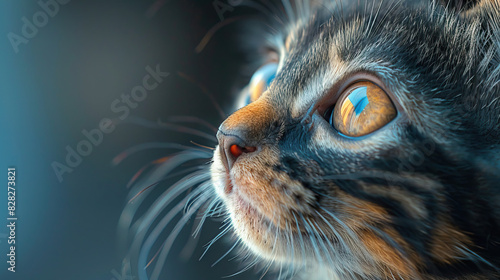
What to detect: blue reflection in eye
<box><xmin>252</xmin><ymin>63</ymin><xmax>277</xmax><ymax>86</ymax></box>
<box><xmin>347</xmin><ymin>86</ymin><xmax>369</xmax><ymax>115</ymax></box>
<box><xmin>245</xmin><ymin>63</ymin><xmax>278</xmax><ymax>104</ymax></box>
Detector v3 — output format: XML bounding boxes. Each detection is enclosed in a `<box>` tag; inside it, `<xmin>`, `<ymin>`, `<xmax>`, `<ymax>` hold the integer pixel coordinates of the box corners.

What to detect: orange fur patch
<box><xmin>231</xmin><ymin>146</ymin><xmax>317</xmax><ymax>229</ymax></box>
<box><xmin>335</xmin><ymin>191</ymin><xmax>390</xmax><ymax>227</ymax></box>
<box><xmin>358</xmin><ymin>182</ymin><xmax>428</xmax><ymax>220</ymax></box>
<box><xmin>336</xmin><ymin>191</ymin><xmax>422</xmax><ymax>277</ymax></box>
<box><xmin>221</xmin><ymin>97</ymin><xmax>276</xmax><ymax>134</ymax></box>
<box><xmin>430</xmin><ymin>216</ymin><xmax>472</xmax><ymax>265</ymax></box>
<box><xmin>360</xmin><ymin>229</ymin><xmax>420</xmax><ymax>278</ymax></box>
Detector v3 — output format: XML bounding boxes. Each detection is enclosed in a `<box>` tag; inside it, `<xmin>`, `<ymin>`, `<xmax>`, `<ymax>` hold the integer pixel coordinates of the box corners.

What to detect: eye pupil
<box><xmin>324</xmin><ymin>107</ymin><xmax>334</xmax><ymax>122</ymax></box>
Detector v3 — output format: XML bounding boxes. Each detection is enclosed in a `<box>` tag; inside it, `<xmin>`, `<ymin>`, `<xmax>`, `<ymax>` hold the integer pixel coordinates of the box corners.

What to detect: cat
<box><xmin>120</xmin><ymin>0</ymin><xmax>500</xmax><ymax>279</ymax></box>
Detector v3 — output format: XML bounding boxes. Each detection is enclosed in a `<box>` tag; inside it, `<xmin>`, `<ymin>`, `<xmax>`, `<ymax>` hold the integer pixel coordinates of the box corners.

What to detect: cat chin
<box><xmin>211</xmin><ymin>146</ymin><xmax>300</xmax><ymax>263</ymax></box>
<box><xmin>210</xmin><ymin>147</ymin><xmax>280</xmax><ymax>257</ymax></box>
<box><xmin>210</xmin><ymin>145</ymin><xmax>420</xmax><ymax>279</ymax></box>
<box><xmin>211</xmin><ymin>145</ymin><xmax>416</xmax><ymax>279</ymax></box>
<box><xmin>210</xmin><ymin>145</ymin><xmax>363</xmax><ymax>274</ymax></box>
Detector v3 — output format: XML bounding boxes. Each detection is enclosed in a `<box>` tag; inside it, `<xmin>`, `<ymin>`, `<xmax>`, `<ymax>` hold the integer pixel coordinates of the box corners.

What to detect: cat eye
<box><xmin>244</xmin><ymin>62</ymin><xmax>278</xmax><ymax>104</ymax></box>
<box><xmin>324</xmin><ymin>81</ymin><xmax>397</xmax><ymax>137</ymax></box>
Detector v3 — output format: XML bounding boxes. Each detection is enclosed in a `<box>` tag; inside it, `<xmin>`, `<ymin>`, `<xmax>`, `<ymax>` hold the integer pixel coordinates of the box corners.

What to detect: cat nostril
<box><xmin>217</xmin><ymin>131</ymin><xmax>258</xmax><ymax>171</ymax></box>
<box><xmin>230</xmin><ymin>144</ymin><xmax>243</xmax><ymax>158</ymax></box>
<box><xmin>224</xmin><ymin>141</ymin><xmax>257</xmax><ymax>170</ymax></box>
<box><xmin>230</xmin><ymin>144</ymin><xmax>257</xmax><ymax>158</ymax></box>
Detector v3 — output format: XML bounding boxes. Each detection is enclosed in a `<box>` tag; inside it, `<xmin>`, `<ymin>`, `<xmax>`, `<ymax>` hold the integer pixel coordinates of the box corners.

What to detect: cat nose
<box><xmin>216</xmin><ymin>130</ymin><xmax>257</xmax><ymax>171</ymax></box>
<box><xmin>216</xmin><ymin>98</ymin><xmax>275</xmax><ymax>171</ymax></box>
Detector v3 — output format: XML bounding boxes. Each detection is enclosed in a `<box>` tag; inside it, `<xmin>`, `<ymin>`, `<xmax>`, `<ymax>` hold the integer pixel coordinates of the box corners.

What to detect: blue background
<box><xmin>0</xmin><ymin>1</ymin><xmax>258</xmax><ymax>279</ymax></box>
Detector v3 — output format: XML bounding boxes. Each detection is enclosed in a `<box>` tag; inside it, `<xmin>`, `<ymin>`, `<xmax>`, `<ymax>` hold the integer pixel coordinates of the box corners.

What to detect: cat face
<box><xmin>210</xmin><ymin>0</ymin><xmax>500</xmax><ymax>279</ymax></box>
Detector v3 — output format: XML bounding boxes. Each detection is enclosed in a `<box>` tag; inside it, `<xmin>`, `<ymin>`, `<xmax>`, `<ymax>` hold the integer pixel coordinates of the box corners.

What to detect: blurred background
<box><xmin>0</xmin><ymin>1</ymin><xmax>264</xmax><ymax>279</ymax></box>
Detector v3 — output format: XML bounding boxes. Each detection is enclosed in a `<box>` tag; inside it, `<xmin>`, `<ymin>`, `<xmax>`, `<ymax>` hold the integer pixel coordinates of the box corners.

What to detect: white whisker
<box><xmin>149</xmin><ymin>196</ymin><xmax>210</xmax><ymax>280</ymax></box>
<box><xmin>211</xmin><ymin>240</ymin><xmax>241</xmax><ymax>267</ymax></box>
<box><xmin>199</xmin><ymin>222</ymin><xmax>232</xmax><ymax>260</ymax></box>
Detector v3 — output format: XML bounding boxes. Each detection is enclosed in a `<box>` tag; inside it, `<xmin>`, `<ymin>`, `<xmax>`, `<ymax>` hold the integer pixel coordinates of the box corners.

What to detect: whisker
<box><xmin>161</xmin><ymin>165</ymin><xmax>206</xmax><ymax>181</ymax></box>
<box><xmin>240</xmin><ymin>0</ymin><xmax>280</xmax><ymax>24</ymax></box>
<box><xmin>190</xmin><ymin>141</ymin><xmax>215</xmax><ymax>150</ymax></box>
<box><xmin>319</xmin><ymin>207</ymin><xmax>358</xmax><ymax>243</ymax></box>
<box><xmin>138</xmin><ymin>183</ymin><xmax>211</xmax><ymax>280</ymax></box>
<box><xmin>284</xmin><ymin>221</ymin><xmax>297</xmax><ymax>277</ymax></box>
<box><xmin>157</xmin><ymin>117</ymin><xmax>218</xmax><ymax>142</ymax></box>
<box><xmin>184</xmin><ymin>188</ymin><xmax>209</xmax><ymax>215</ymax></box>
<box><xmin>211</xmin><ymin>240</ymin><xmax>240</xmax><ymax>267</ymax></box>
<box><xmin>195</xmin><ymin>16</ymin><xmax>253</xmax><ymax>54</ymax></box>
<box><xmin>122</xmin><ymin>116</ymin><xmax>217</xmax><ymax>143</ymax></box>
<box><xmin>179</xmin><ymin>208</ymin><xmax>205</xmax><ymax>261</ymax></box>
<box><xmin>315</xmin><ymin>210</ymin><xmax>349</xmax><ymax>253</ymax></box>
<box><xmin>282</xmin><ymin>0</ymin><xmax>296</xmax><ymax>24</ymax></box>
<box><xmin>300</xmin><ymin>214</ymin><xmax>324</xmax><ymax>264</ymax></box>
<box><xmin>309</xmin><ymin>218</ymin><xmax>336</xmax><ymax>265</ymax></box>
<box><xmin>256</xmin><ymin>0</ymin><xmax>287</xmax><ymax>25</ymax></box>
<box><xmin>126</xmin><ymin>164</ymin><xmax>151</xmax><ymax>189</ymax></box>
<box><xmin>456</xmin><ymin>245</ymin><xmax>499</xmax><ymax>271</ymax></box>
<box><xmin>136</xmin><ymin>195</ymin><xmax>189</xmax><ymax>279</ymax></box>
<box><xmin>166</xmin><ymin>115</ymin><xmax>218</xmax><ymax>132</ymax></box>
<box><xmin>277</xmin><ymin>261</ymin><xmax>283</xmax><ymax>280</ymax></box>
<box><xmin>318</xmin><ymin>206</ymin><xmax>373</xmax><ymax>272</ymax></box>
<box><xmin>292</xmin><ymin>212</ymin><xmax>307</xmax><ymax>261</ymax></box>
<box><xmin>223</xmin><ymin>257</ymin><xmax>260</xmax><ymax>278</ymax></box>
<box><xmin>118</xmin><ymin>153</ymin><xmax>211</xmax><ymax>248</ymax></box>
<box><xmin>204</xmin><ymin>200</ymin><xmax>226</xmax><ymax>218</ymax></box>
<box><xmin>176</xmin><ymin>72</ymin><xmax>227</xmax><ymax>120</ymax></box>
<box><xmin>149</xmin><ymin>196</ymin><xmax>210</xmax><ymax>280</ymax></box>
<box><xmin>129</xmin><ymin>173</ymin><xmax>211</xmax><ymax>260</ymax></box>
<box><xmin>135</xmin><ymin>169</ymin><xmax>209</xmax><ymax>217</ymax></box>
<box><xmin>113</xmin><ymin>142</ymin><xmax>210</xmax><ymax>166</ymax></box>
<box><xmin>259</xmin><ymin>214</ymin><xmax>281</xmax><ymax>280</ymax></box>
<box><xmin>259</xmin><ymin>261</ymin><xmax>273</xmax><ymax>280</ymax></box>
<box><xmin>363</xmin><ymin>223</ymin><xmax>408</xmax><ymax>263</ymax></box>
<box><xmin>194</xmin><ymin>197</ymin><xmax>221</xmax><ymax>237</ymax></box>
<box><xmin>199</xmin><ymin>222</ymin><xmax>232</xmax><ymax>260</ymax></box>
<box><xmin>128</xmin><ymin>181</ymin><xmax>161</xmax><ymax>203</ymax></box>
<box><xmin>125</xmin><ymin>155</ymin><xmax>178</xmax><ymax>188</ymax></box>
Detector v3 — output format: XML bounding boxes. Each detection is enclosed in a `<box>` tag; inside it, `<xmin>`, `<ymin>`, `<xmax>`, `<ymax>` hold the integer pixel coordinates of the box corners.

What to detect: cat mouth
<box><xmin>233</xmin><ymin>194</ymin><xmax>265</xmax><ymax>222</ymax></box>
<box><xmin>224</xmin><ymin>175</ymin><xmax>254</xmax><ymax>211</ymax></box>
<box><xmin>226</xmin><ymin>183</ymin><xmax>278</xmax><ymax>238</ymax></box>
<box><xmin>222</xmin><ymin>171</ymin><xmax>273</xmax><ymax>226</ymax></box>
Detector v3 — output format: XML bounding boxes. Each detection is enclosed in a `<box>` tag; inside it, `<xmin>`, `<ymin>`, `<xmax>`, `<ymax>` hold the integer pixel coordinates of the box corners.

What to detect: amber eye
<box><xmin>245</xmin><ymin>63</ymin><xmax>278</xmax><ymax>104</ymax></box>
<box><xmin>325</xmin><ymin>81</ymin><xmax>397</xmax><ymax>137</ymax></box>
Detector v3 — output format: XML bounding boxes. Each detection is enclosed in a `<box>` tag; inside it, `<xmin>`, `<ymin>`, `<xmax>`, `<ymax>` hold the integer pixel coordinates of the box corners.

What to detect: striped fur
<box><xmin>210</xmin><ymin>0</ymin><xmax>500</xmax><ymax>279</ymax></box>
<box><xmin>119</xmin><ymin>0</ymin><xmax>500</xmax><ymax>279</ymax></box>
